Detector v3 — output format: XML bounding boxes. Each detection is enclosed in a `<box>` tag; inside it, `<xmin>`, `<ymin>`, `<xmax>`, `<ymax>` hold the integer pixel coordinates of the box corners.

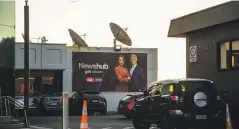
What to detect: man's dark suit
<box><xmin>129</xmin><ymin>65</ymin><xmax>146</xmax><ymax>92</ymax></box>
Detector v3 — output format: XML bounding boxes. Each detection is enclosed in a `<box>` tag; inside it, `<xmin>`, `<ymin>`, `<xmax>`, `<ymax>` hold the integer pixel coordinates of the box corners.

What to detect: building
<box><xmin>168</xmin><ymin>1</ymin><xmax>239</xmax><ymax>127</ymax></box>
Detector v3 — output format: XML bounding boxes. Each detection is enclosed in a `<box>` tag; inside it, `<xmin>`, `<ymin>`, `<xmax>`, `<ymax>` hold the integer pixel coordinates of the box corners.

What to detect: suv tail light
<box><xmin>170</xmin><ymin>96</ymin><xmax>179</xmax><ymax>101</ymax></box>
<box><xmin>127</xmin><ymin>98</ymin><xmax>135</xmax><ymax>111</ymax></box>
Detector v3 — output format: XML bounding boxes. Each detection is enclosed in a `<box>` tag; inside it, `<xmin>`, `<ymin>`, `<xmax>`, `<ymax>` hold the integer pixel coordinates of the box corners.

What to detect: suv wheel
<box><xmin>132</xmin><ymin>116</ymin><xmax>151</xmax><ymax>129</ymax></box>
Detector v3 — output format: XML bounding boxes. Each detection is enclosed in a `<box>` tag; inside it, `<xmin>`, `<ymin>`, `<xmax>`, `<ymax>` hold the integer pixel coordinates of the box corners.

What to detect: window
<box><xmin>220</xmin><ymin>40</ymin><xmax>239</xmax><ymax>69</ymax></box>
<box><xmin>154</xmin><ymin>85</ymin><xmax>162</xmax><ymax>95</ymax></box>
<box><xmin>161</xmin><ymin>84</ymin><xmax>175</xmax><ymax>96</ymax></box>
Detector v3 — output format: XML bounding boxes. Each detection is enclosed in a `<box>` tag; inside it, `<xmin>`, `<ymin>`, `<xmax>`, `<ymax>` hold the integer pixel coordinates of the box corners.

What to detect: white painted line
<box><xmin>30</xmin><ymin>125</ymin><xmax>53</xmax><ymax>129</ymax></box>
<box><xmin>102</xmin><ymin>127</ymin><xmax>113</xmax><ymax>129</ymax></box>
<box><xmin>122</xmin><ymin>127</ymin><xmax>134</xmax><ymax>129</ymax></box>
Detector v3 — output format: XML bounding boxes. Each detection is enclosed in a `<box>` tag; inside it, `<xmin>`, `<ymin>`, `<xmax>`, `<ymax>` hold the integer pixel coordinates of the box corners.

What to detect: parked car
<box><xmin>118</xmin><ymin>93</ymin><xmax>144</xmax><ymax>118</ymax></box>
<box><xmin>69</xmin><ymin>91</ymin><xmax>107</xmax><ymax>115</ymax></box>
<box><xmin>38</xmin><ymin>93</ymin><xmax>63</xmax><ymax>112</ymax></box>
<box><xmin>132</xmin><ymin>78</ymin><xmax>226</xmax><ymax>129</ymax></box>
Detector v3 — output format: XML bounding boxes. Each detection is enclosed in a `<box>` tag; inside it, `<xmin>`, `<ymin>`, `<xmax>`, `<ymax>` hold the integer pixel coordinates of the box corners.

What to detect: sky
<box><xmin>15</xmin><ymin>0</ymin><xmax>230</xmax><ymax>80</ymax></box>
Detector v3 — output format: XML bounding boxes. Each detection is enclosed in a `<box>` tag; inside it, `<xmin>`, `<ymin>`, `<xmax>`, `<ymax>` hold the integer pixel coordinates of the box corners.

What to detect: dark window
<box><xmin>178</xmin><ymin>81</ymin><xmax>216</xmax><ymax>100</ymax></box>
<box><xmin>220</xmin><ymin>40</ymin><xmax>239</xmax><ymax>69</ymax></box>
<box><xmin>161</xmin><ymin>84</ymin><xmax>175</xmax><ymax>96</ymax></box>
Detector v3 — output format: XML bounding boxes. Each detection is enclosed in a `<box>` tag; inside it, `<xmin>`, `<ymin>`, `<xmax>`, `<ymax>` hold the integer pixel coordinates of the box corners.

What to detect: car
<box><xmin>132</xmin><ymin>78</ymin><xmax>226</xmax><ymax>129</ymax></box>
<box><xmin>118</xmin><ymin>93</ymin><xmax>144</xmax><ymax>118</ymax></box>
<box><xmin>69</xmin><ymin>91</ymin><xmax>107</xmax><ymax>115</ymax></box>
<box><xmin>38</xmin><ymin>93</ymin><xmax>63</xmax><ymax>112</ymax></box>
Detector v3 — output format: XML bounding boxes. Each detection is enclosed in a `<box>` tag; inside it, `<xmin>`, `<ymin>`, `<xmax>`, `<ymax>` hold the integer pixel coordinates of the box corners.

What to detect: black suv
<box><xmin>132</xmin><ymin>78</ymin><xmax>226</xmax><ymax>129</ymax></box>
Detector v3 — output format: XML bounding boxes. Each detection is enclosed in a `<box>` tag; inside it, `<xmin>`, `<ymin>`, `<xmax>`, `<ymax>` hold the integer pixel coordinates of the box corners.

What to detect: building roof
<box><xmin>167</xmin><ymin>1</ymin><xmax>239</xmax><ymax>37</ymax></box>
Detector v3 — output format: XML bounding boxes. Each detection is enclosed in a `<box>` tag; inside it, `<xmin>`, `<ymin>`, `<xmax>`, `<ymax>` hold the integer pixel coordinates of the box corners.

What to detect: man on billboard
<box><xmin>129</xmin><ymin>54</ymin><xmax>146</xmax><ymax>92</ymax></box>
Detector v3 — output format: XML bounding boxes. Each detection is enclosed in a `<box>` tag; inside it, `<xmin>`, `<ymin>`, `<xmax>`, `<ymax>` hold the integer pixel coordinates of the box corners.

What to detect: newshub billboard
<box><xmin>72</xmin><ymin>52</ymin><xmax>147</xmax><ymax>92</ymax></box>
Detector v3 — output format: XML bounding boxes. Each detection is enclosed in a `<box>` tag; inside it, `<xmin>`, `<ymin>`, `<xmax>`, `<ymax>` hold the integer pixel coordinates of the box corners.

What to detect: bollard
<box><xmin>62</xmin><ymin>92</ymin><xmax>69</xmax><ymax>129</ymax></box>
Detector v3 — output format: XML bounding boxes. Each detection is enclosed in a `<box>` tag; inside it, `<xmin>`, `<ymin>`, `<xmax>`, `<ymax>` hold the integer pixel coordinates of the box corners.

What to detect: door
<box><xmin>160</xmin><ymin>84</ymin><xmax>175</xmax><ymax>110</ymax></box>
<box><xmin>148</xmin><ymin>84</ymin><xmax>162</xmax><ymax>114</ymax></box>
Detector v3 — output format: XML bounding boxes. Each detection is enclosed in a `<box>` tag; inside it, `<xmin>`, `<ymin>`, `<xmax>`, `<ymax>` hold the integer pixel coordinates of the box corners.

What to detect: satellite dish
<box><xmin>68</xmin><ymin>29</ymin><xmax>88</xmax><ymax>47</ymax></box>
<box><xmin>109</xmin><ymin>22</ymin><xmax>132</xmax><ymax>46</ymax></box>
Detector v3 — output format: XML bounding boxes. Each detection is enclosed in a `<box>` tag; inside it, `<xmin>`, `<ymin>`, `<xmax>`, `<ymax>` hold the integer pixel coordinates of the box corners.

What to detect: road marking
<box><xmin>122</xmin><ymin>127</ymin><xmax>134</xmax><ymax>129</ymax></box>
<box><xmin>150</xmin><ymin>127</ymin><xmax>156</xmax><ymax>129</ymax></box>
<box><xmin>102</xmin><ymin>127</ymin><xmax>113</xmax><ymax>129</ymax></box>
<box><xmin>30</xmin><ymin>126</ymin><xmax>53</xmax><ymax>129</ymax></box>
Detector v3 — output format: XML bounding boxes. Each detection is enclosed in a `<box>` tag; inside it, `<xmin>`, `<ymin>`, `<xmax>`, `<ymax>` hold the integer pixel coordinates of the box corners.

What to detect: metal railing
<box><xmin>0</xmin><ymin>95</ymin><xmax>30</xmax><ymax>127</ymax></box>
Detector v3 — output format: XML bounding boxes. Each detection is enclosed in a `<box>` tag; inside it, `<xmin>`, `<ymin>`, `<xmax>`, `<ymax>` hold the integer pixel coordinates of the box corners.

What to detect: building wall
<box><xmin>63</xmin><ymin>47</ymin><xmax>158</xmax><ymax>111</ymax></box>
<box><xmin>187</xmin><ymin>20</ymin><xmax>239</xmax><ymax>107</ymax></box>
<box><xmin>14</xmin><ymin>43</ymin><xmax>66</xmax><ymax>70</ymax></box>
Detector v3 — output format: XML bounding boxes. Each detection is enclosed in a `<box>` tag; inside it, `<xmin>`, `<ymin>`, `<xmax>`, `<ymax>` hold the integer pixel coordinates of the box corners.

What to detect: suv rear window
<box><xmin>178</xmin><ymin>81</ymin><xmax>216</xmax><ymax>100</ymax></box>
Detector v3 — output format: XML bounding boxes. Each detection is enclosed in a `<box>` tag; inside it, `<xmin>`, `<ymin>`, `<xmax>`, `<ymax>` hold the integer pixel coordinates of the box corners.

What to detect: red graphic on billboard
<box><xmin>86</xmin><ymin>77</ymin><xmax>95</xmax><ymax>82</ymax></box>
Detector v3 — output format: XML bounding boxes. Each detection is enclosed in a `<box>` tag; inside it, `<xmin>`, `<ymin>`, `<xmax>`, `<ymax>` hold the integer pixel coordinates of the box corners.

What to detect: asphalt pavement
<box><xmin>27</xmin><ymin>115</ymin><xmax>159</xmax><ymax>129</ymax></box>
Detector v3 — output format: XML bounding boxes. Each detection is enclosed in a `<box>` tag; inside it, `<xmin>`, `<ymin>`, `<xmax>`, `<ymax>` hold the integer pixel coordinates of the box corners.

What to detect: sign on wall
<box><xmin>72</xmin><ymin>52</ymin><xmax>147</xmax><ymax>92</ymax></box>
<box><xmin>190</xmin><ymin>46</ymin><xmax>197</xmax><ymax>62</ymax></box>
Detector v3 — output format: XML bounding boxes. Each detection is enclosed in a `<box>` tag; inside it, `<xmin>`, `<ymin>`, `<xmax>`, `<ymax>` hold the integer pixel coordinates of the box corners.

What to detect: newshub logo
<box><xmin>79</xmin><ymin>63</ymin><xmax>109</xmax><ymax>70</ymax></box>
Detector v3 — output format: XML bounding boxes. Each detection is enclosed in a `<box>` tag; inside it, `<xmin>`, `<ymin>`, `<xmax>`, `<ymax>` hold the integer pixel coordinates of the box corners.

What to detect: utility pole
<box><xmin>24</xmin><ymin>0</ymin><xmax>30</xmax><ymax>127</ymax></box>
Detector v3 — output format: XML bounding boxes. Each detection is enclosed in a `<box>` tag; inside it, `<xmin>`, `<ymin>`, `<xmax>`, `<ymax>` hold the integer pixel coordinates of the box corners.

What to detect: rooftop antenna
<box><xmin>109</xmin><ymin>22</ymin><xmax>132</xmax><ymax>51</ymax></box>
<box><xmin>41</xmin><ymin>36</ymin><xmax>48</xmax><ymax>43</ymax></box>
<box><xmin>79</xmin><ymin>33</ymin><xmax>86</xmax><ymax>41</ymax></box>
<box><xmin>22</xmin><ymin>33</ymin><xmax>33</xmax><ymax>43</ymax></box>
<box><xmin>22</xmin><ymin>33</ymin><xmax>42</xmax><ymax>43</ymax></box>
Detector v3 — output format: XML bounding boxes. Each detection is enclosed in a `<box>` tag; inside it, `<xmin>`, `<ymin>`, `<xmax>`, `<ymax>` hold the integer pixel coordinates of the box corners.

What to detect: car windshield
<box><xmin>44</xmin><ymin>94</ymin><xmax>61</xmax><ymax>101</ymax></box>
<box><xmin>122</xmin><ymin>95</ymin><xmax>133</xmax><ymax>101</ymax></box>
<box><xmin>84</xmin><ymin>92</ymin><xmax>101</xmax><ymax>94</ymax></box>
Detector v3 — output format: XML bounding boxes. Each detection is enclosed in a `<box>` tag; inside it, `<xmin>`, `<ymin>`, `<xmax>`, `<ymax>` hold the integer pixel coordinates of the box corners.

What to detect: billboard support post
<box><xmin>62</xmin><ymin>92</ymin><xmax>69</xmax><ymax>129</ymax></box>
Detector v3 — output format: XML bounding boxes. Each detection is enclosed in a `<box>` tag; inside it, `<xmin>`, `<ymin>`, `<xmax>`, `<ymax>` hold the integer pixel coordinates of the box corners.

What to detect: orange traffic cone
<box><xmin>226</xmin><ymin>104</ymin><xmax>233</xmax><ymax>129</ymax></box>
<box><xmin>80</xmin><ymin>99</ymin><xmax>88</xmax><ymax>129</ymax></box>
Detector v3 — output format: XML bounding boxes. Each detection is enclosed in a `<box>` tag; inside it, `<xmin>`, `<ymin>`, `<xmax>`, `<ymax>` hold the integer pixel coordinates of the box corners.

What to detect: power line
<box><xmin>0</xmin><ymin>24</ymin><xmax>15</xmax><ymax>28</ymax></box>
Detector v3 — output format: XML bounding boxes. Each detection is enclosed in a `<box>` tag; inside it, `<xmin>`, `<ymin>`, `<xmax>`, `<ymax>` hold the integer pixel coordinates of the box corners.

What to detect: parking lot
<box><xmin>28</xmin><ymin>115</ymin><xmax>158</xmax><ymax>129</ymax></box>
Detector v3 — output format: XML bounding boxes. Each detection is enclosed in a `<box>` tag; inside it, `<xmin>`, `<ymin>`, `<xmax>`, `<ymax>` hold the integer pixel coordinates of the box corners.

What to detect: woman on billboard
<box><xmin>114</xmin><ymin>55</ymin><xmax>131</xmax><ymax>92</ymax></box>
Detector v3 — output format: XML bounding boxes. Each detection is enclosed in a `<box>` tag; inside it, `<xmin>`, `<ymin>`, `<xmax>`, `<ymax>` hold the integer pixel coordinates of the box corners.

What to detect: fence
<box><xmin>0</xmin><ymin>95</ymin><xmax>30</xmax><ymax>127</ymax></box>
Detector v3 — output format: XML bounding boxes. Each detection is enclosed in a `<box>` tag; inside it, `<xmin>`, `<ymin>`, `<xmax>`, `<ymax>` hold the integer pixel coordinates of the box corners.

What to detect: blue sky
<box><xmin>15</xmin><ymin>0</ymin><xmax>230</xmax><ymax>80</ymax></box>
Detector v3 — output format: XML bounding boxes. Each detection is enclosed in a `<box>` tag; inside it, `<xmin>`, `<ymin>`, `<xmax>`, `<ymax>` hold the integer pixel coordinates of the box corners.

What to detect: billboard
<box><xmin>72</xmin><ymin>52</ymin><xmax>147</xmax><ymax>92</ymax></box>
